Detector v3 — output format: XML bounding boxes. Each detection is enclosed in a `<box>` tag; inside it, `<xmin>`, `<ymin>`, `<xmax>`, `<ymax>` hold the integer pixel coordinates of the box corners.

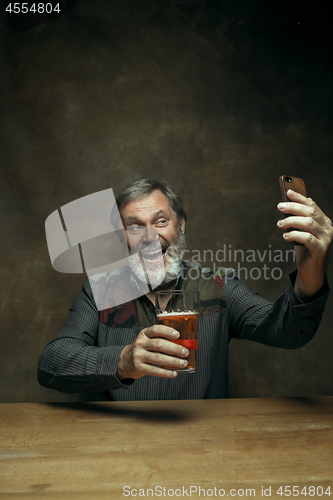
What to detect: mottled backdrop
<box><xmin>0</xmin><ymin>0</ymin><xmax>332</xmax><ymax>402</ymax></box>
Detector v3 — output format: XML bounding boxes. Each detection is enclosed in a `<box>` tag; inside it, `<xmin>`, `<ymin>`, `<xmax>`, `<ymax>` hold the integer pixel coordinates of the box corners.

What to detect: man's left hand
<box><xmin>277</xmin><ymin>189</ymin><xmax>333</xmax><ymax>301</ymax></box>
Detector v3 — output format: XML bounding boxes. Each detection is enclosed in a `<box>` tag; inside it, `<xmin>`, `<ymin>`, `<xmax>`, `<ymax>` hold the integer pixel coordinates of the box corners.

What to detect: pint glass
<box><xmin>155</xmin><ymin>289</ymin><xmax>200</xmax><ymax>372</ymax></box>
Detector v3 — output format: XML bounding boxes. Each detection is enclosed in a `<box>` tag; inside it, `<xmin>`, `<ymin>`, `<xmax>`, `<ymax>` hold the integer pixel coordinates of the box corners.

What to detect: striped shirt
<box><xmin>38</xmin><ymin>262</ymin><xmax>329</xmax><ymax>400</ymax></box>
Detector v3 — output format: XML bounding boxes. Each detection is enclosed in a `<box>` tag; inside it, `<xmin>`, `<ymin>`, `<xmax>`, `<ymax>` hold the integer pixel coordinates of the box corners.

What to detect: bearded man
<box><xmin>38</xmin><ymin>179</ymin><xmax>332</xmax><ymax>400</ymax></box>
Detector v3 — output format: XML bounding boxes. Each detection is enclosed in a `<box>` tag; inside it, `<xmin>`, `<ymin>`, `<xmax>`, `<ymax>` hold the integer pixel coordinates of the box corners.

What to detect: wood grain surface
<box><xmin>0</xmin><ymin>397</ymin><xmax>332</xmax><ymax>499</ymax></box>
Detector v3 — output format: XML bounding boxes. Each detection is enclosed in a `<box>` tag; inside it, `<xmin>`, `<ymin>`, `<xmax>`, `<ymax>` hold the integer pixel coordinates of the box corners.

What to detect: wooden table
<box><xmin>1</xmin><ymin>398</ymin><xmax>332</xmax><ymax>499</ymax></box>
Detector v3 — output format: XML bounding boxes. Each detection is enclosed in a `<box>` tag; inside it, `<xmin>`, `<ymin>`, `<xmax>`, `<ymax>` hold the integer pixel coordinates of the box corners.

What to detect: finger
<box><xmin>277</xmin><ymin>207</ymin><xmax>333</xmax><ymax>246</ymax></box>
<box><xmin>277</xmin><ymin>215</ymin><xmax>322</xmax><ymax>238</ymax></box>
<box><xmin>145</xmin><ymin>350</ymin><xmax>189</xmax><ymax>370</ymax></box>
<box><xmin>277</xmin><ymin>201</ymin><xmax>316</xmax><ymax>217</ymax></box>
<box><xmin>292</xmin><ymin>194</ymin><xmax>333</xmax><ymax>228</ymax></box>
<box><xmin>277</xmin><ymin>194</ymin><xmax>331</xmax><ymax>226</ymax></box>
<box><xmin>283</xmin><ymin>189</ymin><xmax>311</xmax><ymax>205</ymax></box>
<box><xmin>144</xmin><ymin>325</ymin><xmax>180</xmax><ymax>340</ymax></box>
<box><xmin>138</xmin><ymin>363</ymin><xmax>180</xmax><ymax>379</ymax></box>
<box><xmin>120</xmin><ymin>341</ymin><xmax>185</xmax><ymax>380</ymax></box>
<box><xmin>286</xmin><ymin>189</ymin><xmax>333</xmax><ymax>230</ymax></box>
<box><xmin>278</xmin><ymin>188</ymin><xmax>315</xmax><ymax>215</ymax></box>
<box><xmin>130</xmin><ymin>348</ymin><xmax>188</xmax><ymax>378</ymax></box>
<box><xmin>282</xmin><ymin>229</ymin><xmax>320</xmax><ymax>249</ymax></box>
<box><xmin>283</xmin><ymin>227</ymin><xmax>333</xmax><ymax>254</ymax></box>
<box><xmin>146</xmin><ymin>337</ymin><xmax>189</xmax><ymax>359</ymax></box>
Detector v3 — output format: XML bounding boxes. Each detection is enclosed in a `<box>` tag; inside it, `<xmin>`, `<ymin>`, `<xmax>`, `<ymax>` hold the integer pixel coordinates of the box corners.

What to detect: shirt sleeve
<box><xmin>37</xmin><ymin>281</ymin><xmax>134</xmax><ymax>394</ymax></box>
<box><xmin>224</xmin><ymin>269</ymin><xmax>330</xmax><ymax>348</ymax></box>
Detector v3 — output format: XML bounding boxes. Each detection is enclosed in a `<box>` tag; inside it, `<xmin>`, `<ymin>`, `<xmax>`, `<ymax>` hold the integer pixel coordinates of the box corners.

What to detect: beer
<box><xmin>156</xmin><ymin>289</ymin><xmax>200</xmax><ymax>372</ymax></box>
<box><xmin>157</xmin><ymin>311</ymin><xmax>198</xmax><ymax>371</ymax></box>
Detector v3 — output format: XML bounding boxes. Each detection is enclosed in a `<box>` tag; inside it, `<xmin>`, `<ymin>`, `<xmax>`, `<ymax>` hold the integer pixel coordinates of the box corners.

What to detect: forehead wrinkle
<box><xmin>124</xmin><ymin>209</ymin><xmax>168</xmax><ymax>225</ymax></box>
<box><xmin>153</xmin><ymin>209</ymin><xmax>168</xmax><ymax>218</ymax></box>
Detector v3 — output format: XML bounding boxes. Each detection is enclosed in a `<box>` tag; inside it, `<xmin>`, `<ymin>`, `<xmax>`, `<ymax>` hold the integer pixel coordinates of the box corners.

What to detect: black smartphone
<box><xmin>279</xmin><ymin>175</ymin><xmax>307</xmax><ymax>245</ymax></box>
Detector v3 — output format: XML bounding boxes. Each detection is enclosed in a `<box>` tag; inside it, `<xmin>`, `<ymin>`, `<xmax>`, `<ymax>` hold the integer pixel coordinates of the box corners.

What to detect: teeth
<box><xmin>143</xmin><ymin>250</ymin><xmax>164</xmax><ymax>262</ymax></box>
<box><xmin>140</xmin><ymin>245</ymin><xmax>167</xmax><ymax>256</ymax></box>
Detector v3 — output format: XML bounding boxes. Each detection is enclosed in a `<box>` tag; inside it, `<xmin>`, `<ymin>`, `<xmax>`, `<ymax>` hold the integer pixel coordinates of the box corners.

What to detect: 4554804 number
<box><xmin>6</xmin><ymin>3</ymin><xmax>61</xmax><ymax>14</ymax></box>
<box><xmin>277</xmin><ymin>485</ymin><xmax>331</xmax><ymax>496</ymax></box>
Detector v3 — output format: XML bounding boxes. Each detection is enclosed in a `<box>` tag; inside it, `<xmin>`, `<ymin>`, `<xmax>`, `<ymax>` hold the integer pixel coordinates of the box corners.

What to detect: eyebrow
<box><xmin>125</xmin><ymin>210</ymin><xmax>167</xmax><ymax>224</ymax></box>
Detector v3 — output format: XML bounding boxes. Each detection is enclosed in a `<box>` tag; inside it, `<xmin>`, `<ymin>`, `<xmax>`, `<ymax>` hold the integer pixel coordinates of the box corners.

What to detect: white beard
<box><xmin>127</xmin><ymin>231</ymin><xmax>186</xmax><ymax>288</ymax></box>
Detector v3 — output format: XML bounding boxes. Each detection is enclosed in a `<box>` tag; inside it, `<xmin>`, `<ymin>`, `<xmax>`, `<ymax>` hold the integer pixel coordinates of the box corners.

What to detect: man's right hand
<box><xmin>116</xmin><ymin>326</ymin><xmax>189</xmax><ymax>380</ymax></box>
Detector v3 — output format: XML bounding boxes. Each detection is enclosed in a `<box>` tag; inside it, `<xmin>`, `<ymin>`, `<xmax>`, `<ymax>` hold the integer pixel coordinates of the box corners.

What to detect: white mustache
<box><xmin>138</xmin><ymin>240</ymin><xmax>168</xmax><ymax>255</ymax></box>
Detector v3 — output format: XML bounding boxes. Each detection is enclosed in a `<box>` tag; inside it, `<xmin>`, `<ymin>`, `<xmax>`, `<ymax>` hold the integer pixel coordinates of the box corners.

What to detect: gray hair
<box><xmin>114</xmin><ymin>179</ymin><xmax>187</xmax><ymax>230</ymax></box>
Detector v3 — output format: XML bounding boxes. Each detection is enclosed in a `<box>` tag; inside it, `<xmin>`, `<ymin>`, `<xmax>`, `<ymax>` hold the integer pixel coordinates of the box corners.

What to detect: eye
<box><xmin>127</xmin><ymin>225</ymin><xmax>143</xmax><ymax>235</ymax></box>
<box><xmin>156</xmin><ymin>219</ymin><xmax>167</xmax><ymax>227</ymax></box>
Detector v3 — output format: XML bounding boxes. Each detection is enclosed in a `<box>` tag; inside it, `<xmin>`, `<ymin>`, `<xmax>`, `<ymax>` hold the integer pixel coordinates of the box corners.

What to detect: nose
<box><xmin>126</xmin><ymin>226</ymin><xmax>159</xmax><ymax>255</ymax></box>
<box><xmin>143</xmin><ymin>226</ymin><xmax>157</xmax><ymax>244</ymax></box>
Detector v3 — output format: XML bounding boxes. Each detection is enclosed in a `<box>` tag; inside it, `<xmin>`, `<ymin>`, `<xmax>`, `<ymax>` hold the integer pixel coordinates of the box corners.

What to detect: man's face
<box><xmin>120</xmin><ymin>190</ymin><xmax>185</xmax><ymax>285</ymax></box>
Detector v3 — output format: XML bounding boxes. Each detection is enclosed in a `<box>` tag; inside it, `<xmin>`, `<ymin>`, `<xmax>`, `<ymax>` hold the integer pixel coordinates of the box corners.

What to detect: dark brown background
<box><xmin>1</xmin><ymin>0</ymin><xmax>332</xmax><ymax>403</ymax></box>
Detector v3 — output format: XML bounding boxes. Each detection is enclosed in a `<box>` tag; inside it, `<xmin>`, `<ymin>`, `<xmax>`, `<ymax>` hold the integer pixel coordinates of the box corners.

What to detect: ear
<box><xmin>180</xmin><ymin>218</ymin><xmax>185</xmax><ymax>233</ymax></box>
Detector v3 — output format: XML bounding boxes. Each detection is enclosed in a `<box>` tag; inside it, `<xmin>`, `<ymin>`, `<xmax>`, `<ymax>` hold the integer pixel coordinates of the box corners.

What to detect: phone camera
<box><xmin>285</xmin><ymin>176</ymin><xmax>293</xmax><ymax>183</ymax></box>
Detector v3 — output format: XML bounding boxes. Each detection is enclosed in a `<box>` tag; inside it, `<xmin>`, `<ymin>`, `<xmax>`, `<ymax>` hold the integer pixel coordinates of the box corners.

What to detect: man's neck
<box><xmin>145</xmin><ymin>279</ymin><xmax>178</xmax><ymax>308</ymax></box>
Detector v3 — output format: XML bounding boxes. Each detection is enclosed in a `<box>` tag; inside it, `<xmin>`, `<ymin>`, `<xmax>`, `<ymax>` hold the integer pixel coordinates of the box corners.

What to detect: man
<box><xmin>38</xmin><ymin>179</ymin><xmax>332</xmax><ymax>400</ymax></box>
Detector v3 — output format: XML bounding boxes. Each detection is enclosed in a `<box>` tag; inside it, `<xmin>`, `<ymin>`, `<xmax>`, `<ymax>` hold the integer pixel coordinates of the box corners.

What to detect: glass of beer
<box><xmin>155</xmin><ymin>289</ymin><xmax>200</xmax><ymax>372</ymax></box>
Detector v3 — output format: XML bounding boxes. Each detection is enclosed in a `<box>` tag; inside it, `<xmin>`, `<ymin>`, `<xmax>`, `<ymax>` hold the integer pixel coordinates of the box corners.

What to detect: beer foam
<box><xmin>156</xmin><ymin>311</ymin><xmax>198</xmax><ymax>317</ymax></box>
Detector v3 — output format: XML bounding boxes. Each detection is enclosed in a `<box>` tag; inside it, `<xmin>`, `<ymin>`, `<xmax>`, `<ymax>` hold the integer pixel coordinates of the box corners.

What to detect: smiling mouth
<box><xmin>141</xmin><ymin>247</ymin><xmax>167</xmax><ymax>264</ymax></box>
